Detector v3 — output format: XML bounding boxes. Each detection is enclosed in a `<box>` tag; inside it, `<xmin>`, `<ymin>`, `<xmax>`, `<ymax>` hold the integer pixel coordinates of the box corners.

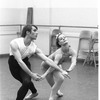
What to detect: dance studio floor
<box><xmin>0</xmin><ymin>55</ymin><xmax>98</xmax><ymax>100</ymax></box>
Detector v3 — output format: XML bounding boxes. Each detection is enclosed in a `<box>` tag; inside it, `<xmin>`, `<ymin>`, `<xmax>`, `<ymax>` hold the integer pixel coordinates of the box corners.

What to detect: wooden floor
<box><xmin>0</xmin><ymin>56</ymin><xmax>98</xmax><ymax>100</ymax></box>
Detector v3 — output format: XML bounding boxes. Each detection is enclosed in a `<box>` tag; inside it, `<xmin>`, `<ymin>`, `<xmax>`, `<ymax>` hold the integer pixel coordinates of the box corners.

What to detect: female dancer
<box><xmin>41</xmin><ymin>32</ymin><xmax>77</xmax><ymax>100</ymax></box>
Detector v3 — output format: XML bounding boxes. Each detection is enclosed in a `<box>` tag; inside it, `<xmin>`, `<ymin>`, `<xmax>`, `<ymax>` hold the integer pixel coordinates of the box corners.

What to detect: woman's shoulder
<box><xmin>55</xmin><ymin>49</ymin><xmax>63</xmax><ymax>57</ymax></box>
<box><xmin>55</xmin><ymin>48</ymin><xmax>61</xmax><ymax>52</ymax></box>
<box><xmin>49</xmin><ymin>48</ymin><xmax>62</xmax><ymax>58</ymax></box>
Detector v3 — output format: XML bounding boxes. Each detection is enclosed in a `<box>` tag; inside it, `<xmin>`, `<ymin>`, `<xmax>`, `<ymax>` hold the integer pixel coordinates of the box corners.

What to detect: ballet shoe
<box><xmin>25</xmin><ymin>92</ymin><xmax>38</xmax><ymax>100</ymax></box>
<box><xmin>57</xmin><ymin>90</ymin><xmax>63</xmax><ymax>97</ymax></box>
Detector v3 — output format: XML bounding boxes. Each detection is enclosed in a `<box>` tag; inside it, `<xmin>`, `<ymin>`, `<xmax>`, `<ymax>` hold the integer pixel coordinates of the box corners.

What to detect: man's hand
<box><xmin>61</xmin><ymin>70</ymin><xmax>71</xmax><ymax>79</ymax></box>
<box><xmin>31</xmin><ymin>73</ymin><xmax>42</xmax><ymax>81</ymax></box>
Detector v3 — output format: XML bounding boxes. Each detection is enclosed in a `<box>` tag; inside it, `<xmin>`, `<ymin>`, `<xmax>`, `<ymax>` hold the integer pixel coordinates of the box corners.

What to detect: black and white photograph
<box><xmin>0</xmin><ymin>0</ymin><xmax>98</xmax><ymax>100</ymax></box>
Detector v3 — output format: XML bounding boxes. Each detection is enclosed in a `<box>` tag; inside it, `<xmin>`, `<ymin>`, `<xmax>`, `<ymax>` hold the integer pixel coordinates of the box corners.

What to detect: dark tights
<box><xmin>8</xmin><ymin>56</ymin><xmax>37</xmax><ymax>100</ymax></box>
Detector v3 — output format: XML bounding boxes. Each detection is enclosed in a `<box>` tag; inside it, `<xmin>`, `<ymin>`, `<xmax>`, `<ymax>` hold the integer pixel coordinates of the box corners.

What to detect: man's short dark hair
<box><xmin>21</xmin><ymin>25</ymin><xmax>38</xmax><ymax>37</ymax></box>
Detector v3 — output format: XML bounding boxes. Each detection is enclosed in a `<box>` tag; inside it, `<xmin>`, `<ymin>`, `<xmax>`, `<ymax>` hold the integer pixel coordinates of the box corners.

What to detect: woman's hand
<box><xmin>40</xmin><ymin>73</ymin><xmax>47</xmax><ymax>80</ymax></box>
<box><xmin>31</xmin><ymin>73</ymin><xmax>42</xmax><ymax>81</ymax></box>
<box><xmin>61</xmin><ymin>70</ymin><xmax>71</xmax><ymax>79</ymax></box>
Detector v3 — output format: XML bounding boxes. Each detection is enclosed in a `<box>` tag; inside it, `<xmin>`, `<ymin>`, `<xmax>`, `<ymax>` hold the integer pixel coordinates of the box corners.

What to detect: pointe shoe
<box><xmin>57</xmin><ymin>90</ymin><xmax>63</xmax><ymax>97</ymax></box>
<box><xmin>25</xmin><ymin>92</ymin><xmax>38</xmax><ymax>100</ymax></box>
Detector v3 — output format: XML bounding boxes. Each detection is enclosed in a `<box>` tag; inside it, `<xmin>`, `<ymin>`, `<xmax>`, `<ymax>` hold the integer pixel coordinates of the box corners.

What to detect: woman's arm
<box><xmin>67</xmin><ymin>49</ymin><xmax>77</xmax><ymax>72</ymax></box>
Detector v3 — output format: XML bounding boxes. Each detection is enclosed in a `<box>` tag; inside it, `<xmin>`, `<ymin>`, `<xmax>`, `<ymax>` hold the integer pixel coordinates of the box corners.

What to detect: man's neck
<box><xmin>24</xmin><ymin>37</ymin><xmax>32</xmax><ymax>46</ymax></box>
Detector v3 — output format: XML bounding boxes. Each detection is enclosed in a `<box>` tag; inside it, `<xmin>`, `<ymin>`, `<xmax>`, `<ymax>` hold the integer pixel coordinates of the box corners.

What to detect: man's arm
<box><xmin>10</xmin><ymin>42</ymin><xmax>40</xmax><ymax>81</ymax></box>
